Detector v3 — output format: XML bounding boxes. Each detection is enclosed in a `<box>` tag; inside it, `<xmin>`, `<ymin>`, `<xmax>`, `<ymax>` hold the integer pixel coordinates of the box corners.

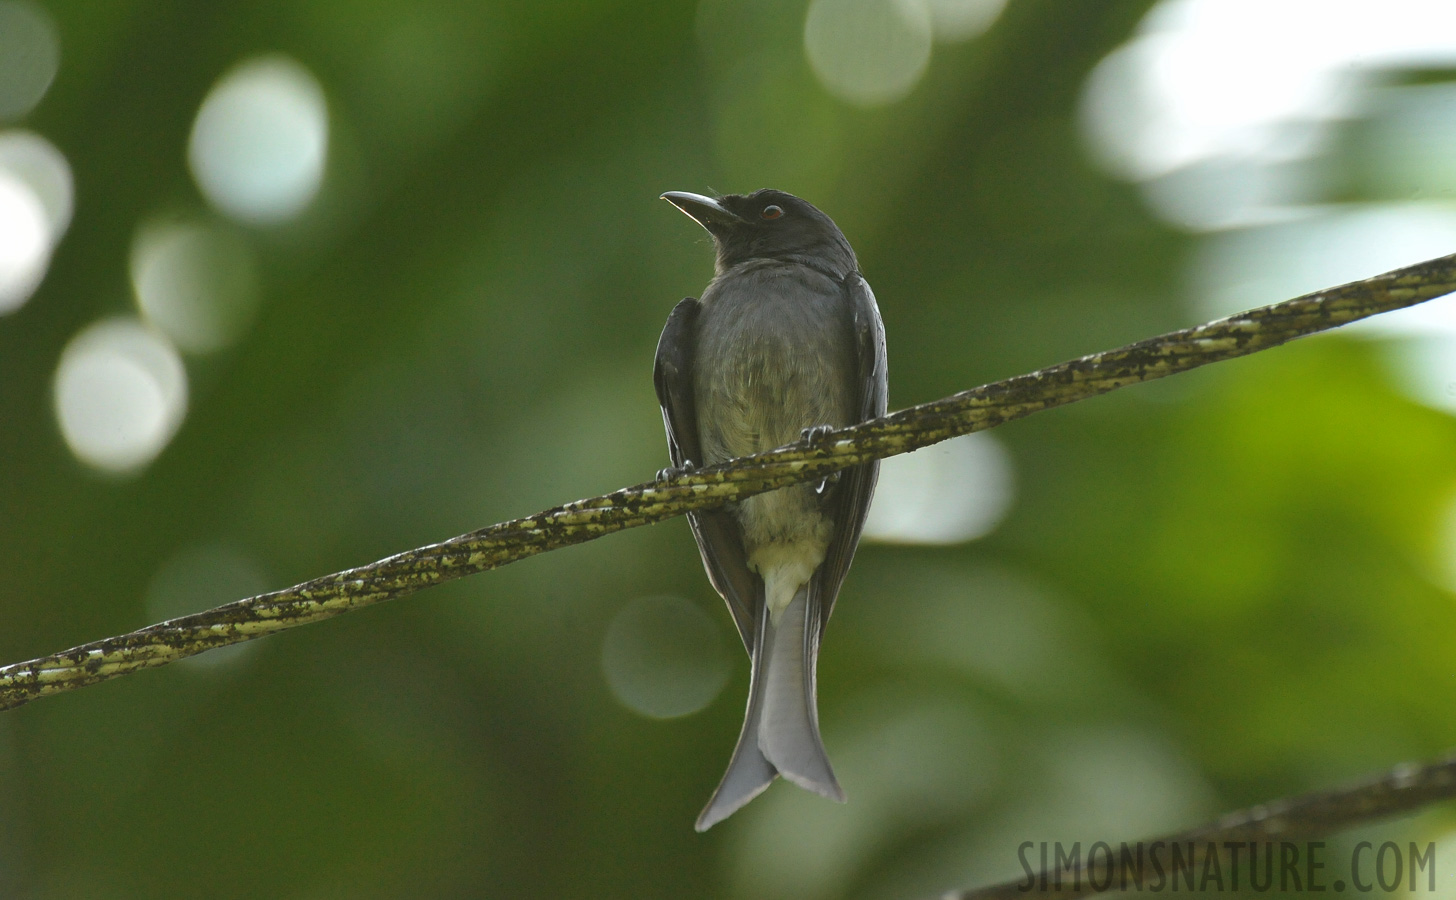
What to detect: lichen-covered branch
<box><xmin>3</xmin><ymin>251</ymin><xmax>1455</xmax><ymax>712</ymax></box>
<box><xmin>947</xmin><ymin>750</ymin><xmax>1456</xmax><ymax>900</ymax></box>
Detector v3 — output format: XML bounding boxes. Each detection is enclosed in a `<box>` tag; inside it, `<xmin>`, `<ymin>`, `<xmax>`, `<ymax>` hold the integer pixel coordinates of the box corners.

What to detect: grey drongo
<box><xmin>654</xmin><ymin>189</ymin><xmax>888</xmax><ymax>831</ymax></box>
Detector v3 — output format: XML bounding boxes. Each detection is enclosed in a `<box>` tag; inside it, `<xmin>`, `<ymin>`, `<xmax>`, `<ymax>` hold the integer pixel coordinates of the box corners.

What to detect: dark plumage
<box><xmin>654</xmin><ymin>189</ymin><xmax>888</xmax><ymax>830</ymax></box>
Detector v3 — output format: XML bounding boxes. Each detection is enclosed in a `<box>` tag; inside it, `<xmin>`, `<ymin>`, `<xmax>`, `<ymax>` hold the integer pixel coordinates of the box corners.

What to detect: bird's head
<box><xmin>662</xmin><ymin>189</ymin><xmax>857</xmax><ymax>277</ymax></box>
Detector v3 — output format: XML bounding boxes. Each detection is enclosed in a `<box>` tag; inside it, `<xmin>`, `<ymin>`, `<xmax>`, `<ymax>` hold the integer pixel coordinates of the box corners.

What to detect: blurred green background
<box><xmin>6</xmin><ymin>0</ymin><xmax>1456</xmax><ymax>896</ymax></box>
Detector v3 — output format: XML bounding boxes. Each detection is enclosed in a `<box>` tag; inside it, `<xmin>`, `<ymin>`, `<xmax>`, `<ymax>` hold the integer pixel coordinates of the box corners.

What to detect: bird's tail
<box><xmin>695</xmin><ymin>585</ymin><xmax>843</xmax><ymax>831</ymax></box>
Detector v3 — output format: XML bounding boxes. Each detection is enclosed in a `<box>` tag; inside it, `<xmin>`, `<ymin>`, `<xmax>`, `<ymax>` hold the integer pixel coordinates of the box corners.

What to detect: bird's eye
<box><xmin>761</xmin><ymin>205</ymin><xmax>783</xmax><ymax>220</ymax></box>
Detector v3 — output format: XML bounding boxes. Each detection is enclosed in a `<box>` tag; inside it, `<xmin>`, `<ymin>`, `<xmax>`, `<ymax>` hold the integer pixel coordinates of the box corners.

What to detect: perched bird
<box><xmin>654</xmin><ymin>189</ymin><xmax>887</xmax><ymax>831</ymax></box>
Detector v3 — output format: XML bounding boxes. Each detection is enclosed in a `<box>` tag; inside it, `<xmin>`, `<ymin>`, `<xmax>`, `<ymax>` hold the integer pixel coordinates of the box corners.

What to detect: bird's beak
<box><xmin>661</xmin><ymin>191</ymin><xmax>744</xmax><ymax>231</ymax></box>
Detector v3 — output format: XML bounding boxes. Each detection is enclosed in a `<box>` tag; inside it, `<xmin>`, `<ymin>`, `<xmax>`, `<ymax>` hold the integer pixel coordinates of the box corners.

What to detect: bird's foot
<box><xmin>800</xmin><ymin>424</ymin><xmax>836</xmax><ymax>446</ymax></box>
<box><xmin>814</xmin><ymin>471</ymin><xmax>842</xmax><ymax>496</ymax></box>
<box><xmin>656</xmin><ymin>461</ymin><xmax>696</xmax><ymax>484</ymax></box>
<box><xmin>800</xmin><ymin>426</ymin><xmax>838</xmax><ymax>495</ymax></box>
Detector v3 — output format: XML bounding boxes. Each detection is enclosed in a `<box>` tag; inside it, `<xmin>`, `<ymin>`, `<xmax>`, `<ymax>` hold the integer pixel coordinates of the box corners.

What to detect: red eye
<box><xmin>761</xmin><ymin>205</ymin><xmax>783</xmax><ymax>220</ymax></box>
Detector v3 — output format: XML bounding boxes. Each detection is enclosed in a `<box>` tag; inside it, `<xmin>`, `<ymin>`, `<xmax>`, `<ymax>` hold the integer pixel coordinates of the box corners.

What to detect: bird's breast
<box><xmin>692</xmin><ymin>262</ymin><xmax>855</xmax><ymax>464</ymax></box>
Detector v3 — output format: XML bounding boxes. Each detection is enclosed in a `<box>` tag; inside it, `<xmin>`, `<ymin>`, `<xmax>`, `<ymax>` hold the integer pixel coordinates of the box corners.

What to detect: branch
<box><xmin>4</xmin><ymin>252</ymin><xmax>1455</xmax><ymax>711</ymax></box>
<box><xmin>948</xmin><ymin>750</ymin><xmax>1456</xmax><ymax>900</ymax></box>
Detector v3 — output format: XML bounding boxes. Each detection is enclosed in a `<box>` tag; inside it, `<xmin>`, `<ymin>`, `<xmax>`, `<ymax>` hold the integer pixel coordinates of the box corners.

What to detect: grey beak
<box><xmin>662</xmin><ymin>191</ymin><xmax>745</xmax><ymax>230</ymax></box>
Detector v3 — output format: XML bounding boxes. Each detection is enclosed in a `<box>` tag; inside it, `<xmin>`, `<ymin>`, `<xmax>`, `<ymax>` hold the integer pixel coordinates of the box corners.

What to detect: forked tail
<box><xmin>695</xmin><ymin>586</ymin><xmax>843</xmax><ymax>831</ymax></box>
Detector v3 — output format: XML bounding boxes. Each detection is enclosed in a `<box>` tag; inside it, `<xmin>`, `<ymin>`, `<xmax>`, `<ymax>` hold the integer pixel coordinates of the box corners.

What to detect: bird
<box><xmin>654</xmin><ymin>189</ymin><xmax>887</xmax><ymax>831</ymax></box>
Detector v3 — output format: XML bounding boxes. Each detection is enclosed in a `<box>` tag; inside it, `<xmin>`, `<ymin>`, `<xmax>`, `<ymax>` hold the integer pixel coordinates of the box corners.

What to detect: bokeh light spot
<box><xmin>1360</xmin><ymin>82</ymin><xmax>1456</xmax><ymax>202</ymax></box>
<box><xmin>53</xmin><ymin>318</ymin><xmax>187</xmax><ymax>474</ymax></box>
<box><xmin>601</xmin><ymin>596</ymin><xmax>730</xmax><ymax>719</ymax></box>
<box><xmin>131</xmin><ymin>219</ymin><xmax>261</xmax><ymax>354</ymax></box>
<box><xmin>862</xmin><ymin>431</ymin><xmax>1015</xmax><ymax>544</ymax></box>
<box><xmin>924</xmin><ymin>0</ymin><xmax>1005</xmax><ymax>42</ymax></box>
<box><xmin>188</xmin><ymin>55</ymin><xmax>328</xmax><ymax>225</ymax></box>
<box><xmin>0</xmin><ymin>130</ymin><xmax>71</xmax><ymax>233</ymax></box>
<box><xmin>145</xmin><ymin>543</ymin><xmax>271</xmax><ymax>670</ymax></box>
<box><xmin>0</xmin><ymin>169</ymin><xmax>48</xmax><ymax>313</ymax></box>
<box><xmin>1080</xmin><ymin>0</ymin><xmax>1456</xmax><ymax>230</ymax></box>
<box><xmin>804</xmin><ymin>0</ymin><xmax>932</xmax><ymax>107</ymax></box>
<box><xmin>0</xmin><ymin>1</ymin><xmax>60</xmax><ymax>121</ymax></box>
<box><xmin>0</xmin><ymin>130</ymin><xmax>70</xmax><ymax>313</ymax></box>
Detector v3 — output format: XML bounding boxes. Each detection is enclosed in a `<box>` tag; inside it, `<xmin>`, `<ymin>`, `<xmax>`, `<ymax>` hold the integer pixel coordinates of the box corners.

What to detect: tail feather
<box><xmin>758</xmin><ymin>588</ymin><xmax>843</xmax><ymax>800</ymax></box>
<box><xmin>696</xmin><ymin>585</ymin><xmax>843</xmax><ymax>832</ymax></box>
<box><xmin>696</xmin><ymin>608</ymin><xmax>778</xmax><ymax>832</ymax></box>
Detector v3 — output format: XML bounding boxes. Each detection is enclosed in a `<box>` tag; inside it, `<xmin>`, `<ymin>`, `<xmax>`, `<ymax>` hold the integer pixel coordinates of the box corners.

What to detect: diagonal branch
<box><xmin>947</xmin><ymin>750</ymin><xmax>1456</xmax><ymax>900</ymax></box>
<box><xmin>3</xmin><ymin>252</ymin><xmax>1455</xmax><ymax>711</ymax></box>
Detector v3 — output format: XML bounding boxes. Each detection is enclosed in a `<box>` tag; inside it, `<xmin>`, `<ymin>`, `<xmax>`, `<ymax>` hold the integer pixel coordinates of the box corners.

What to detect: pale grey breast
<box><xmin>692</xmin><ymin>259</ymin><xmax>856</xmax><ymax>467</ymax></box>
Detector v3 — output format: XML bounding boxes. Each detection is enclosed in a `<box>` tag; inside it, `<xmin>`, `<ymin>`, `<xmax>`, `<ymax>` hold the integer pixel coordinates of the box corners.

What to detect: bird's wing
<box><xmin>654</xmin><ymin>297</ymin><xmax>761</xmax><ymax>651</ymax></box>
<box><xmin>809</xmin><ymin>272</ymin><xmax>888</xmax><ymax>639</ymax></box>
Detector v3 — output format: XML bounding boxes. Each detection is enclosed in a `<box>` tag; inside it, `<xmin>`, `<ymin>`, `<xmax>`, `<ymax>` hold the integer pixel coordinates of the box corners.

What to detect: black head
<box><xmin>662</xmin><ymin>189</ymin><xmax>857</xmax><ymax>276</ymax></box>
